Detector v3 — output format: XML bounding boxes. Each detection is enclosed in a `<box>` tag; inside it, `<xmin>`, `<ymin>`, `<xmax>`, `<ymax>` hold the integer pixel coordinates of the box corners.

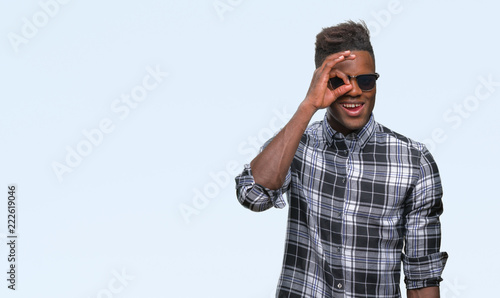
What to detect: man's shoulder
<box><xmin>373</xmin><ymin>122</ymin><xmax>428</xmax><ymax>153</ymax></box>
<box><xmin>301</xmin><ymin>119</ymin><xmax>431</xmax><ymax>155</ymax></box>
<box><xmin>303</xmin><ymin>120</ymin><xmax>326</xmax><ymax>141</ymax></box>
<box><xmin>305</xmin><ymin>120</ymin><xmax>324</xmax><ymax>133</ymax></box>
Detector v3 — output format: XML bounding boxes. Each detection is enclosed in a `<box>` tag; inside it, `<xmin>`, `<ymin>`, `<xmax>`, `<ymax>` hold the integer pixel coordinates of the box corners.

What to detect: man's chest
<box><xmin>290</xmin><ymin>141</ymin><xmax>420</xmax><ymax>219</ymax></box>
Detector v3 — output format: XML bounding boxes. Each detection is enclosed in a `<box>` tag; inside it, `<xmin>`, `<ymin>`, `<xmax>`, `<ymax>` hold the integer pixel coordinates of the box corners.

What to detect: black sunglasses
<box><xmin>329</xmin><ymin>73</ymin><xmax>380</xmax><ymax>91</ymax></box>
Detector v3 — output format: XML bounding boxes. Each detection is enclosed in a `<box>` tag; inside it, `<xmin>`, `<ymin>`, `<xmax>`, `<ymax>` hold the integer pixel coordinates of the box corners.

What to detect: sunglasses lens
<box><xmin>329</xmin><ymin>77</ymin><xmax>345</xmax><ymax>89</ymax></box>
<box><xmin>356</xmin><ymin>75</ymin><xmax>377</xmax><ymax>91</ymax></box>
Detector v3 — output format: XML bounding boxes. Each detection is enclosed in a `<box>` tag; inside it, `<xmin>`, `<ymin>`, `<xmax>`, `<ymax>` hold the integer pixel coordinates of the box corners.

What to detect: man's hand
<box><xmin>303</xmin><ymin>50</ymin><xmax>355</xmax><ymax>111</ymax></box>
<box><xmin>250</xmin><ymin>50</ymin><xmax>356</xmax><ymax>190</ymax></box>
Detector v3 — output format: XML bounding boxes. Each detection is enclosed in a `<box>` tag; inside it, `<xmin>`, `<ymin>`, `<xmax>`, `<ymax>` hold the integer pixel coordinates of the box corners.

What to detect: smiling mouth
<box><xmin>341</xmin><ymin>103</ymin><xmax>364</xmax><ymax>109</ymax></box>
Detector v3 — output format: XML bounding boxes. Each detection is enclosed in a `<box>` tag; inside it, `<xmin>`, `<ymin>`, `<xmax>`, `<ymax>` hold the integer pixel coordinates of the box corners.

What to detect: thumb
<box><xmin>333</xmin><ymin>83</ymin><xmax>352</xmax><ymax>98</ymax></box>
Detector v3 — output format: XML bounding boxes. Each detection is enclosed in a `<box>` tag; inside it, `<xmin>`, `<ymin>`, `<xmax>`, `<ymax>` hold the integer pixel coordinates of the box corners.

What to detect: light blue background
<box><xmin>1</xmin><ymin>0</ymin><xmax>498</xmax><ymax>297</ymax></box>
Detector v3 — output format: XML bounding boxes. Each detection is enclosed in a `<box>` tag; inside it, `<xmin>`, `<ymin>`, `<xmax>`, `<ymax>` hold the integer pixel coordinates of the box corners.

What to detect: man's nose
<box><xmin>346</xmin><ymin>77</ymin><xmax>363</xmax><ymax>97</ymax></box>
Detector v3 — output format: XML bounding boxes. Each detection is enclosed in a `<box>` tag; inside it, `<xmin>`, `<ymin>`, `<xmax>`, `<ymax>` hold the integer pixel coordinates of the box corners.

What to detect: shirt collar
<box><xmin>322</xmin><ymin>113</ymin><xmax>376</xmax><ymax>149</ymax></box>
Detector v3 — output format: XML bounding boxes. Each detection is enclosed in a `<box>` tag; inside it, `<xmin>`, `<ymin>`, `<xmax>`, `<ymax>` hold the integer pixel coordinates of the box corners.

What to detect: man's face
<box><xmin>326</xmin><ymin>50</ymin><xmax>376</xmax><ymax>136</ymax></box>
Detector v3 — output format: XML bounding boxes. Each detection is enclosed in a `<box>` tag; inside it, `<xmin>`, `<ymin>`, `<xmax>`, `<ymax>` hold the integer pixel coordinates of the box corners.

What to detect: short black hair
<box><xmin>314</xmin><ymin>20</ymin><xmax>374</xmax><ymax>68</ymax></box>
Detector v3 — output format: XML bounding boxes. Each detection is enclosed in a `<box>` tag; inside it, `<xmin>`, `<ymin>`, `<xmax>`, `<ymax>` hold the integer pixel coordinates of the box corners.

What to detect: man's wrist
<box><xmin>407</xmin><ymin>286</ymin><xmax>440</xmax><ymax>298</ymax></box>
<box><xmin>298</xmin><ymin>100</ymin><xmax>319</xmax><ymax>119</ymax></box>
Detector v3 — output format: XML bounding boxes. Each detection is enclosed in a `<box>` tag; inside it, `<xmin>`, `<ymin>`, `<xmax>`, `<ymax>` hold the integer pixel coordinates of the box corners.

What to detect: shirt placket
<box><xmin>328</xmin><ymin>138</ymin><xmax>350</xmax><ymax>295</ymax></box>
<box><xmin>340</xmin><ymin>135</ymin><xmax>358</xmax><ymax>294</ymax></box>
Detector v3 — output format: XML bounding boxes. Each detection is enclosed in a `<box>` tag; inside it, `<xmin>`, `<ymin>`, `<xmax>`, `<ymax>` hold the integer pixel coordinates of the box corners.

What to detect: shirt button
<box><xmin>342</xmin><ymin>178</ymin><xmax>346</xmax><ymax>183</ymax></box>
<box><xmin>337</xmin><ymin>212</ymin><xmax>342</xmax><ymax>218</ymax></box>
<box><xmin>337</xmin><ymin>283</ymin><xmax>343</xmax><ymax>289</ymax></box>
<box><xmin>337</xmin><ymin>246</ymin><xmax>341</xmax><ymax>252</ymax></box>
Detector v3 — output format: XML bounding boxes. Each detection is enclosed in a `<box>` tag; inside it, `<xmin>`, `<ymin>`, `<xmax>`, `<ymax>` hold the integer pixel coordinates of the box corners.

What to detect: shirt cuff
<box><xmin>235</xmin><ymin>164</ymin><xmax>286</xmax><ymax>210</ymax></box>
<box><xmin>402</xmin><ymin>251</ymin><xmax>448</xmax><ymax>289</ymax></box>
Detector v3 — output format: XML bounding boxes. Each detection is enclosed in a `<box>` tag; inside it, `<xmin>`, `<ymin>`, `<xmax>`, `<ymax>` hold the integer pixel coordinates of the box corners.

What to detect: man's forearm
<box><xmin>407</xmin><ymin>286</ymin><xmax>440</xmax><ymax>298</ymax></box>
<box><xmin>250</xmin><ymin>102</ymin><xmax>316</xmax><ymax>190</ymax></box>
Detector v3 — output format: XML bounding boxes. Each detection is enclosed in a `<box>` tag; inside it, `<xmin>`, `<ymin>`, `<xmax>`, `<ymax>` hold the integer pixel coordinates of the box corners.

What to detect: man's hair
<box><xmin>314</xmin><ymin>20</ymin><xmax>374</xmax><ymax>68</ymax></box>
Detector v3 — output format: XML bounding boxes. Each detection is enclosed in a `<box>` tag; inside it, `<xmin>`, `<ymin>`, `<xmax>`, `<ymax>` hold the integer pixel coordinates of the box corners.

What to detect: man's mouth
<box><xmin>341</xmin><ymin>103</ymin><xmax>363</xmax><ymax>109</ymax></box>
<box><xmin>339</xmin><ymin>102</ymin><xmax>365</xmax><ymax>115</ymax></box>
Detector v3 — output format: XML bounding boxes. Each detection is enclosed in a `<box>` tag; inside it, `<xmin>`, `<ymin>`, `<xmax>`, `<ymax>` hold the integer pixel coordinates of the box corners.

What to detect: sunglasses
<box><xmin>329</xmin><ymin>73</ymin><xmax>380</xmax><ymax>91</ymax></box>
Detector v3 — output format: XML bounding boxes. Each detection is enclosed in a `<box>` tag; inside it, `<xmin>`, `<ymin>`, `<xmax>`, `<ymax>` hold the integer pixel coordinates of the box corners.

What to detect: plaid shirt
<box><xmin>235</xmin><ymin>114</ymin><xmax>448</xmax><ymax>298</ymax></box>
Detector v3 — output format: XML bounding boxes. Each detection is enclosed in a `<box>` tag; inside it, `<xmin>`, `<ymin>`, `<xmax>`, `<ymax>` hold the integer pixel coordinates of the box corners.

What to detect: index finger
<box><xmin>329</xmin><ymin>69</ymin><xmax>351</xmax><ymax>89</ymax></box>
<box><xmin>319</xmin><ymin>51</ymin><xmax>356</xmax><ymax>81</ymax></box>
<box><xmin>322</xmin><ymin>50</ymin><xmax>356</xmax><ymax>65</ymax></box>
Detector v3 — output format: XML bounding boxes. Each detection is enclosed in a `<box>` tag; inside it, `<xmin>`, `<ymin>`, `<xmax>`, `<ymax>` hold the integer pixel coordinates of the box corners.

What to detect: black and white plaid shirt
<box><xmin>235</xmin><ymin>114</ymin><xmax>448</xmax><ymax>298</ymax></box>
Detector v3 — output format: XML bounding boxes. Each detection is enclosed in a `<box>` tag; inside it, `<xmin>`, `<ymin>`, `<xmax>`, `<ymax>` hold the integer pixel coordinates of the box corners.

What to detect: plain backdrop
<box><xmin>1</xmin><ymin>0</ymin><xmax>498</xmax><ymax>297</ymax></box>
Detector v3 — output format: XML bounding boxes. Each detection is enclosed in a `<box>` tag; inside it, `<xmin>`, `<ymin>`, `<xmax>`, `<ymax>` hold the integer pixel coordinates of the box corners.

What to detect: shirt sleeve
<box><xmin>234</xmin><ymin>163</ymin><xmax>291</xmax><ymax>212</ymax></box>
<box><xmin>402</xmin><ymin>145</ymin><xmax>448</xmax><ymax>289</ymax></box>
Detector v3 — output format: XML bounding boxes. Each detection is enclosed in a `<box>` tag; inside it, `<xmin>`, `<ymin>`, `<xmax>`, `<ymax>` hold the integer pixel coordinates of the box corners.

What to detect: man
<box><xmin>235</xmin><ymin>21</ymin><xmax>447</xmax><ymax>297</ymax></box>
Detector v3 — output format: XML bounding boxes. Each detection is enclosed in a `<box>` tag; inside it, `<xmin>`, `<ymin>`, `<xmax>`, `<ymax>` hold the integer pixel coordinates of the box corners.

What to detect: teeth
<box><xmin>342</xmin><ymin>103</ymin><xmax>362</xmax><ymax>108</ymax></box>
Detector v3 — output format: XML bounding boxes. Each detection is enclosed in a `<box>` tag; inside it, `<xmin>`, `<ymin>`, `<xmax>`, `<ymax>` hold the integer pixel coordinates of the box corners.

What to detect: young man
<box><xmin>235</xmin><ymin>21</ymin><xmax>447</xmax><ymax>297</ymax></box>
